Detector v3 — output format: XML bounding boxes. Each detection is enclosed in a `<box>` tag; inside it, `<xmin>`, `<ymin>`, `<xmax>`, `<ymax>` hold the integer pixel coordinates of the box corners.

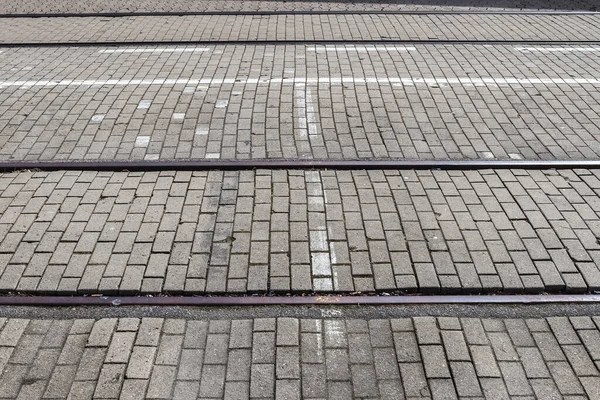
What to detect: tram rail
<box><xmin>2</xmin><ymin>159</ymin><xmax>600</xmax><ymax>173</ymax></box>
<box><xmin>0</xmin><ymin>10</ymin><xmax>598</xmax><ymax>18</ymax></box>
<box><xmin>0</xmin><ymin>294</ymin><xmax>599</xmax><ymax>306</ymax></box>
<box><xmin>3</xmin><ymin>39</ymin><xmax>600</xmax><ymax>48</ymax></box>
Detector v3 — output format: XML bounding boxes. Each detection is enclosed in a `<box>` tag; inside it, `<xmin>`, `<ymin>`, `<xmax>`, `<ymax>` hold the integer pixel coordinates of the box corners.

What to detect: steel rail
<box><xmin>1</xmin><ymin>159</ymin><xmax>600</xmax><ymax>172</ymax></box>
<box><xmin>0</xmin><ymin>10</ymin><xmax>598</xmax><ymax>18</ymax></box>
<box><xmin>0</xmin><ymin>294</ymin><xmax>598</xmax><ymax>306</ymax></box>
<box><xmin>2</xmin><ymin>39</ymin><xmax>600</xmax><ymax>48</ymax></box>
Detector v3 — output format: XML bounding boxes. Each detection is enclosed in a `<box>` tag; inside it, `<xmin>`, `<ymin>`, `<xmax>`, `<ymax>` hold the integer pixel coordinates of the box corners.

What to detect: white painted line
<box><xmin>324</xmin><ymin>188</ymin><xmax>341</xmax><ymax>289</ymax></box>
<box><xmin>294</xmin><ymin>85</ymin><xmax>308</xmax><ymax>140</ymax></box>
<box><xmin>308</xmin><ymin>196</ymin><xmax>324</xmax><ymax>210</ymax></box>
<box><xmin>310</xmin><ymin>231</ymin><xmax>329</xmax><ymax>252</ymax></box>
<box><xmin>306</xmin><ymin>87</ymin><xmax>319</xmax><ymax>137</ymax></box>
<box><xmin>307</xmin><ymin>45</ymin><xmax>417</xmax><ymax>52</ymax></box>
<box><xmin>314</xmin><ymin>276</ymin><xmax>333</xmax><ymax>291</ymax></box>
<box><xmin>172</xmin><ymin>113</ymin><xmax>185</xmax><ymax>120</ymax></box>
<box><xmin>99</xmin><ymin>47</ymin><xmax>211</xmax><ymax>54</ymax></box>
<box><xmin>509</xmin><ymin>153</ymin><xmax>523</xmax><ymax>160</ymax></box>
<box><xmin>306</xmin><ymin>171</ymin><xmax>321</xmax><ymax>183</ymax></box>
<box><xmin>91</xmin><ymin>115</ymin><xmax>104</xmax><ymax>122</ymax></box>
<box><xmin>3</xmin><ymin>77</ymin><xmax>600</xmax><ymax>90</ymax></box>
<box><xmin>481</xmin><ymin>151</ymin><xmax>495</xmax><ymax>159</ymax></box>
<box><xmin>205</xmin><ymin>153</ymin><xmax>220</xmax><ymax>159</ymax></box>
<box><xmin>137</xmin><ymin>100</ymin><xmax>152</xmax><ymax>109</ymax></box>
<box><xmin>144</xmin><ymin>154</ymin><xmax>159</xmax><ymax>160</ymax></box>
<box><xmin>311</xmin><ymin>253</ymin><xmax>332</xmax><ymax>277</ymax></box>
<box><xmin>215</xmin><ymin>100</ymin><xmax>228</xmax><ymax>108</ymax></box>
<box><xmin>294</xmin><ymin>85</ymin><xmax>320</xmax><ymax>138</ymax></box>
<box><xmin>195</xmin><ymin>127</ymin><xmax>209</xmax><ymax>135</ymax></box>
<box><xmin>515</xmin><ymin>47</ymin><xmax>600</xmax><ymax>53</ymax></box>
<box><xmin>135</xmin><ymin>136</ymin><xmax>150</xmax><ymax>147</ymax></box>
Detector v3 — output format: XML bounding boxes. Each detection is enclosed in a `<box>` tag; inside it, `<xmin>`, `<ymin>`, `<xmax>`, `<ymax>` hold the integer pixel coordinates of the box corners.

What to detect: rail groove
<box><xmin>1</xmin><ymin>159</ymin><xmax>600</xmax><ymax>173</ymax></box>
<box><xmin>3</xmin><ymin>39</ymin><xmax>600</xmax><ymax>48</ymax></box>
<box><xmin>0</xmin><ymin>10</ymin><xmax>598</xmax><ymax>18</ymax></box>
<box><xmin>0</xmin><ymin>294</ymin><xmax>599</xmax><ymax>306</ymax></box>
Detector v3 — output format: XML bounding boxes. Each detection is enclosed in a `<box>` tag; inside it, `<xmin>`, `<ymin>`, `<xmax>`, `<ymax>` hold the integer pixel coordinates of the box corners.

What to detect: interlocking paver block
<box><xmin>0</xmin><ymin>314</ymin><xmax>596</xmax><ymax>397</ymax></box>
<box><xmin>5</xmin><ymin>170</ymin><xmax>600</xmax><ymax>295</ymax></box>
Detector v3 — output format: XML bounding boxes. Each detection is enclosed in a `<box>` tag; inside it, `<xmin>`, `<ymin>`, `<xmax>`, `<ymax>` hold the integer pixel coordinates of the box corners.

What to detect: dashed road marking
<box><xmin>307</xmin><ymin>45</ymin><xmax>417</xmax><ymax>52</ymax></box>
<box><xmin>99</xmin><ymin>47</ymin><xmax>211</xmax><ymax>54</ymax></box>
<box><xmin>135</xmin><ymin>136</ymin><xmax>150</xmax><ymax>147</ymax></box>
<box><xmin>137</xmin><ymin>100</ymin><xmax>152</xmax><ymax>109</ymax></box>
<box><xmin>295</xmin><ymin>84</ymin><xmax>320</xmax><ymax>139</ymax></box>
<box><xmin>515</xmin><ymin>47</ymin><xmax>600</xmax><ymax>53</ymax></box>
<box><xmin>305</xmin><ymin>86</ymin><xmax>319</xmax><ymax>137</ymax></box>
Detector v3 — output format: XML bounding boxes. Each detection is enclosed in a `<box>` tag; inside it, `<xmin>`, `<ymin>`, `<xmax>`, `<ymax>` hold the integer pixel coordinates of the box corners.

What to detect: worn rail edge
<box><xmin>0</xmin><ymin>294</ymin><xmax>598</xmax><ymax>306</ymax></box>
<box><xmin>0</xmin><ymin>10</ymin><xmax>598</xmax><ymax>18</ymax></box>
<box><xmin>2</xmin><ymin>39</ymin><xmax>600</xmax><ymax>48</ymax></box>
<box><xmin>1</xmin><ymin>159</ymin><xmax>600</xmax><ymax>172</ymax></box>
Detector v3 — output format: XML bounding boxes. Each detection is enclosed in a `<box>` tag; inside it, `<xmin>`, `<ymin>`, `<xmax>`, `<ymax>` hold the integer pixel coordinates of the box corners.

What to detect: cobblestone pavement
<box><xmin>2</xmin><ymin>44</ymin><xmax>600</xmax><ymax>161</ymax></box>
<box><xmin>4</xmin><ymin>4</ymin><xmax>600</xmax><ymax>399</ymax></box>
<box><xmin>2</xmin><ymin>0</ymin><xmax>599</xmax><ymax>13</ymax></box>
<box><xmin>1</xmin><ymin>169</ymin><xmax>600</xmax><ymax>295</ymax></box>
<box><xmin>0</xmin><ymin>315</ymin><xmax>600</xmax><ymax>399</ymax></box>
<box><xmin>2</xmin><ymin>14</ymin><xmax>600</xmax><ymax>44</ymax></box>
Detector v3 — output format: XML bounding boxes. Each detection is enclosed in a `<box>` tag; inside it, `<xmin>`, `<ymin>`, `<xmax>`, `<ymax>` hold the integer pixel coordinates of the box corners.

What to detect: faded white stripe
<box><xmin>99</xmin><ymin>47</ymin><xmax>211</xmax><ymax>54</ymax></box>
<box><xmin>306</xmin><ymin>87</ymin><xmax>319</xmax><ymax>137</ymax></box>
<box><xmin>515</xmin><ymin>47</ymin><xmax>600</xmax><ymax>53</ymax></box>
<box><xmin>307</xmin><ymin>45</ymin><xmax>416</xmax><ymax>52</ymax></box>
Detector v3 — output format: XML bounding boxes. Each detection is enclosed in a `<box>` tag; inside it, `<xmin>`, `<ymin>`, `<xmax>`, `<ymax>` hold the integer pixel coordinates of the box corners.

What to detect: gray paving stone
<box><xmin>126</xmin><ymin>346</ymin><xmax>157</xmax><ymax>380</ymax></box>
<box><xmin>0</xmin><ymin>315</ymin><xmax>597</xmax><ymax>398</ymax></box>
<box><xmin>3</xmin><ymin>169</ymin><xmax>599</xmax><ymax>295</ymax></box>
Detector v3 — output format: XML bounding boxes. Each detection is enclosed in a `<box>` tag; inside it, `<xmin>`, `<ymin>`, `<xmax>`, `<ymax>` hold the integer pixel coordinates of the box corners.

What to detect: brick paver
<box><xmin>1</xmin><ymin>44</ymin><xmax>600</xmax><ymax>161</ymax></box>
<box><xmin>0</xmin><ymin>315</ymin><xmax>599</xmax><ymax>399</ymax></box>
<box><xmin>0</xmin><ymin>169</ymin><xmax>600</xmax><ymax>295</ymax></box>
<box><xmin>1</xmin><ymin>0</ymin><xmax>597</xmax><ymax>13</ymax></box>
<box><xmin>2</xmin><ymin>14</ymin><xmax>600</xmax><ymax>44</ymax></box>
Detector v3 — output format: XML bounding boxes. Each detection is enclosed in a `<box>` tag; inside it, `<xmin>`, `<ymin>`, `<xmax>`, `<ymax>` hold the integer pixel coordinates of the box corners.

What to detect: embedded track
<box><xmin>0</xmin><ymin>294</ymin><xmax>599</xmax><ymax>306</ymax></box>
<box><xmin>4</xmin><ymin>39</ymin><xmax>600</xmax><ymax>47</ymax></box>
<box><xmin>2</xmin><ymin>159</ymin><xmax>600</xmax><ymax>172</ymax></box>
<box><xmin>1</xmin><ymin>10</ymin><xmax>599</xmax><ymax>17</ymax></box>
